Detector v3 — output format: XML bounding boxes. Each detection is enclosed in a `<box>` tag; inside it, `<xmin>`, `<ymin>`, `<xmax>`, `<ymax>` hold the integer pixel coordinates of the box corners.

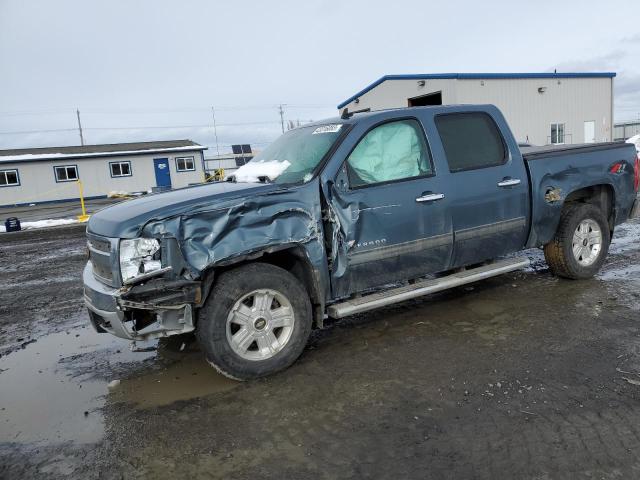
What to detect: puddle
<box><xmin>0</xmin><ymin>324</ymin><xmax>238</xmax><ymax>446</ymax></box>
<box><xmin>108</xmin><ymin>352</ymin><xmax>237</xmax><ymax>409</ymax></box>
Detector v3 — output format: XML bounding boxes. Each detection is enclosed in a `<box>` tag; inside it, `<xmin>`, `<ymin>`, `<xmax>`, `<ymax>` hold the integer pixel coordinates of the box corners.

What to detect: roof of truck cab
<box><xmin>337</xmin><ymin>72</ymin><xmax>617</xmax><ymax>109</ymax></box>
<box><xmin>307</xmin><ymin>104</ymin><xmax>497</xmax><ymax>127</ymax></box>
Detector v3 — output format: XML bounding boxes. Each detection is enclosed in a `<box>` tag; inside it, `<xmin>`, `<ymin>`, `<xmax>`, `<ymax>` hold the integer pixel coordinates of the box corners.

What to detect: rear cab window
<box><xmin>435</xmin><ymin>112</ymin><xmax>507</xmax><ymax>172</ymax></box>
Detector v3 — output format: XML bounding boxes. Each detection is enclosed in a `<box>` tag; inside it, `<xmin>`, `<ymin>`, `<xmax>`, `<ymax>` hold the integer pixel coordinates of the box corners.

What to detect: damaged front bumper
<box><xmin>83</xmin><ymin>262</ymin><xmax>198</xmax><ymax>341</ymax></box>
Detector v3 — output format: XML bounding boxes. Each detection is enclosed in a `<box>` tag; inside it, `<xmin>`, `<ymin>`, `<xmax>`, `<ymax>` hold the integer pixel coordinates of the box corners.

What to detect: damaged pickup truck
<box><xmin>83</xmin><ymin>105</ymin><xmax>640</xmax><ymax>380</ymax></box>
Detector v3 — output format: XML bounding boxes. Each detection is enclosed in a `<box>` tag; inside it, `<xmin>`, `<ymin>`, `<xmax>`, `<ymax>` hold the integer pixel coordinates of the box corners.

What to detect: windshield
<box><xmin>231</xmin><ymin>124</ymin><xmax>344</xmax><ymax>184</ymax></box>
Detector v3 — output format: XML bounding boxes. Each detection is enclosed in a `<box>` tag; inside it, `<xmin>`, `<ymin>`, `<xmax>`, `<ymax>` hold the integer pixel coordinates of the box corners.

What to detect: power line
<box><xmin>0</xmin><ymin>104</ymin><xmax>336</xmax><ymax>117</ymax></box>
<box><xmin>0</xmin><ymin>128</ymin><xmax>77</xmax><ymax>135</ymax></box>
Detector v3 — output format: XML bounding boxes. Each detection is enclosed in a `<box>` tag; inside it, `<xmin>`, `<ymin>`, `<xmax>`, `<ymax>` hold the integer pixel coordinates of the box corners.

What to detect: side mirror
<box><xmin>334</xmin><ymin>164</ymin><xmax>349</xmax><ymax>192</ymax></box>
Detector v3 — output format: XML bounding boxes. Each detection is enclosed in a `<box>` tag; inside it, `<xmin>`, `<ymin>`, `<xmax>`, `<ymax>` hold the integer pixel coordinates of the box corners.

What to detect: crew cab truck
<box><xmin>83</xmin><ymin>105</ymin><xmax>640</xmax><ymax>380</ymax></box>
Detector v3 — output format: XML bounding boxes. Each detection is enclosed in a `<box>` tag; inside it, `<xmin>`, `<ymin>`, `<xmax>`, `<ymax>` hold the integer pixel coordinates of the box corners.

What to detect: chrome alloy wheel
<box><xmin>572</xmin><ymin>219</ymin><xmax>602</xmax><ymax>266</ymax></box>
<box><xmin>226</xmin><ymin>289</ymin><xmax>295</xmax><ymax>361</ymax></box>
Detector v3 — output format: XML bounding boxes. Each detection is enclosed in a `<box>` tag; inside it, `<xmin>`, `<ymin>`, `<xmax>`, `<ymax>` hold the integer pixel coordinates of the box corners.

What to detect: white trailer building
<box><xmin>0</xmin><ymin>140</ymin><xmax>207</xmax><ymax>207</ymax></box>
<box><xmin>337</xmin><ymin>72</ymin><xmax>615</xmax><ymax>146</ymax></box>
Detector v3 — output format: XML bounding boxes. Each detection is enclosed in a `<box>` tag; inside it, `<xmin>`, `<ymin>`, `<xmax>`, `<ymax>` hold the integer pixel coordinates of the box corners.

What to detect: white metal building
<box><xmin>0</xmin><ymin>140</ymin><xmax>207</xmax><ymax>207</ymax></box>
<box><xmin>337</xmin><ymin>73</ymin><xmax>615</xmax><ymax>146</ymax></box>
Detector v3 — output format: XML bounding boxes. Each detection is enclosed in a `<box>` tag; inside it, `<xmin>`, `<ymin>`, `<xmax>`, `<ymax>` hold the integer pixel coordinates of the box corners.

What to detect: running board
<box><xmin>327</xmin><ymin>257</ymin><xmax>530</xmax><ymax>319</ymax></box>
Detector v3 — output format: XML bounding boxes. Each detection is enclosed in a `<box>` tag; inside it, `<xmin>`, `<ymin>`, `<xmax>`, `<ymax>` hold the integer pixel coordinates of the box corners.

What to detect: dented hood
<box><xmin>87</xmin><ymin>182</ymin><xmax>277</xmax><ymax>238</ymax></box>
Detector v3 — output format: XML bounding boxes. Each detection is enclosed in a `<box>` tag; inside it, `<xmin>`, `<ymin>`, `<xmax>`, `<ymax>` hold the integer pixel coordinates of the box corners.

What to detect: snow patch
<box><xmin>626</xmin><ymin>134</ymin><xmax>640</xmax><ymax>153</ymax></box>
<box><xmin>0</xmin><ymin>218</ymin><xmax>79</xmax><ymax>233</ymax></box>
<box><xmin>232</xmin><ymin>160</ymin><xmax>291</xmax><ymax>183</ymax></box>
<box><xmin>107</xmin><ymin>190</ymin><xmax>130</xmax><ymax>198</ymax></box>
<box><xmin>609</xmin><ymin>220</ymin><xmax>640</xmax><ymax>255</ymax></box>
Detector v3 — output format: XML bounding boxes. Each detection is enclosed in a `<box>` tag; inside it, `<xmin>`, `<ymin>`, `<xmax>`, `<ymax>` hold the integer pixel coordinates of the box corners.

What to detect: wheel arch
<box><xmin>198</xmin><ymin>244</ymin><xmax>325</xmax><ymax>328</ymax></box>
<box><xmin>563</xmin><ymin>183</ymin><xmax>615</xmax><ymax>233</ymax></box>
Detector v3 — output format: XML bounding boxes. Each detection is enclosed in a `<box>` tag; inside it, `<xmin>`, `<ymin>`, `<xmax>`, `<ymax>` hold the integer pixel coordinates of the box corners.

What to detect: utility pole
<box><xmin>278</xmin><ymin>104</ymin><xmax>285</xmax><ymax>133</ymax></box>
<box><xmin>76</xmin><ymin>108</ymin><xmax>84</xmax><ymax>145</ymax></box>
<box><xmin>210</xmin><ymin>106</ymin><xmax>220</xmax><ymax>159</ymax></box>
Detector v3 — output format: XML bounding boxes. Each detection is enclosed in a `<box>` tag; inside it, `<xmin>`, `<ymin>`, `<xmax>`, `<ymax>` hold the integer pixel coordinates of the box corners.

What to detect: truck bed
<box><xmin>521</xmin><ymin>142</ymin><xmax>631</xmax><ymax>161</ymax></box>
<box><xmin>520</xmin><ymin>141</ymin><xmax>637</xmax><ymax>248</ymax></box>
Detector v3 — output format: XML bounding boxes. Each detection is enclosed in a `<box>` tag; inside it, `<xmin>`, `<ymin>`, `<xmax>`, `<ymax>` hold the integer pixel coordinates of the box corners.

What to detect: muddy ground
<box><xmin>1</xmin><ymin>222</ymin><xmax>640</xmax><ymax>479</ymax></box>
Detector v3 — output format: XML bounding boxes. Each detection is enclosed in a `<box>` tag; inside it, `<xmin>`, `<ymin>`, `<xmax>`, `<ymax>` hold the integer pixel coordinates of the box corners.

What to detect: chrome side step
<box><xmin>327</xmin><ymin>257</ymin><xmax>530</xmax><ymax>319</ymax></box>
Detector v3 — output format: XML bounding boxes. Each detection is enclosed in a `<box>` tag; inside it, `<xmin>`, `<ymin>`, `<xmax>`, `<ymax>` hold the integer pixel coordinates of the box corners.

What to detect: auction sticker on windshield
<box><xmin>313</xmin><ymin>124</ymin><xmax>342</xmax><ymax>134</ymax></box>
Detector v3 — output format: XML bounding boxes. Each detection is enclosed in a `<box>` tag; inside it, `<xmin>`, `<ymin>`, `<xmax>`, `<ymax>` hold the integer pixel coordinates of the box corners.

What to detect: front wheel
<box><xmin>543</xmin><ymin>203</ymin><xmax>611</xmax><ymax>279</ymax></box>
<box><xmin>197</xmin><ymin>263</ymin><xmax>313</xmax><ymax>380</ymax></box>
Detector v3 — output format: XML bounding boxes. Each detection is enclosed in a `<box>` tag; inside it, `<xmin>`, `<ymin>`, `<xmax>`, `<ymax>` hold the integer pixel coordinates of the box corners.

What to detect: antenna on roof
<box><xmin>341</xmin><ymin>107</ymin><xmax>371</xmax><ymax>119</ymax></box>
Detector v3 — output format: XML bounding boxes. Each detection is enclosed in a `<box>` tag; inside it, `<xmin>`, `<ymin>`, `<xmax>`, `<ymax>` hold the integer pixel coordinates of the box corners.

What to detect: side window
<box><xmin>435</xmin><ymin>113</ymin><xmax>507</xmax><ymax>172</ymax></box>
<box><xmin>176</xmin><ymin>156</ymin><xmax>195</xmax><ymax>172</ymax></box>
<box><xmin>110</xmin><ymin>161</ymin><xmax>132</xmax><ymax>177</ymax></box>
<box><xmin>0</xmin><ymin>169</ymin><xmax>20</xmax><ymax>187</ymax></box>
<box><xmin>54</xmin><ymin>165</ymin><xmax>79</xmax><ymax>182</ymax></box>
<box><xmin>346</xmin><ymin>119</ymin><xmax>432</xmax><ymax>188</ymax></box>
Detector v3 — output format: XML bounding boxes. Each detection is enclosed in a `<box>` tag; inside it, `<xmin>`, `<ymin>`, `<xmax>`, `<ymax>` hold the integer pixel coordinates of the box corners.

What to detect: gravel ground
<box><xmin>0</xmin><ymin>221</ymin><xmax>639</xmax><ymax>479</ymax></box>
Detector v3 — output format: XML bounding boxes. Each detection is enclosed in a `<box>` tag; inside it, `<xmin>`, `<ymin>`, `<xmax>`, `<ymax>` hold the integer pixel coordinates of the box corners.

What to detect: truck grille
<box><xmin>87</xmin><ymin>233</ymin><xmax>119</xmax><ymax>287</ymax></box>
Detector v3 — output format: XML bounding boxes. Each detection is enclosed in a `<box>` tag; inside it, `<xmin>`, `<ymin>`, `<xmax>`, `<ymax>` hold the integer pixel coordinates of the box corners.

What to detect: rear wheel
<box><xmin>197</xmin><ymin>263</ymin><xmax>312</xmax><ymax>380</ymax></box>
<box><xmin>543</xmin><ymin>203</ymin><xmax>610</xmax><ymax>279</ymax></box>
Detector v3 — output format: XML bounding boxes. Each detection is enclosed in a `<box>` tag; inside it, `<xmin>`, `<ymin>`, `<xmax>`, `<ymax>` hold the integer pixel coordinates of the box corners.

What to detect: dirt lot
<box><xmin>1</xmin><ymin>222</ymin><xmax>640</xmax><ymax>479</ymax></box>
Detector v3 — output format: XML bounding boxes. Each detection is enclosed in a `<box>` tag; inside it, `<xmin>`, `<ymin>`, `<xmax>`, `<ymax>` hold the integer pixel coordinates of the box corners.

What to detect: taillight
<box><xmin>634</xmin><ymin>155</ymin><xmax>639</xmax><ymax>192</ymax></box>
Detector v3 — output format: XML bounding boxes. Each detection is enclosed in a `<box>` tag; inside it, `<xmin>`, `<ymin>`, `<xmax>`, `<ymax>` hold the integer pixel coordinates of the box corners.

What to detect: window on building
<box><xmin>346</xmin><ymin>119</ymin><xmax>433</xmax><ymax>188</ymax></box>
<box><xmin>550</xmin><ymin>123</ymin><xmax>565</xmax><ymax>144</ymax></box>
<box><xmin>435</xmin><ymin>112</ymin><xmax>507</xmax><ymax>172</ymax></box>
<box><xmin>54</xmin><ymin>165</ymin><xmax>79</xmax><ymax>182</ymax></box>
<box><xmin>110</xmin><ymin>161</ymin><xmax>132</xmax><ymax>177</ymax></box>
<box><xmin>175</xmin><ymin>156</ymin><xmax>195</xmax><ymax>172</ymax></box>
<box><xmin>0</xmin><ymin>169</ymin><xmax>19</xmax><ymax>187</ymax></box>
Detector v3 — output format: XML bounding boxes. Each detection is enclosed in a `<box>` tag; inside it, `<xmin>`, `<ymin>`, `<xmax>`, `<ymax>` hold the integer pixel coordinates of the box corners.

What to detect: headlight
<box><xmin>119</xmin><ymin>238</ymin><xmax>161</xmax><ymax>283</ymax></box>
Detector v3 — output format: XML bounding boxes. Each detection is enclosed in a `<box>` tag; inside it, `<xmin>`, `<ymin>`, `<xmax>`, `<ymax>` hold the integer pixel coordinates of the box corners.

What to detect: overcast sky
<box><xmin>1</xmin><ymin>0</ymin><xmax>639</xmax><ymax>152</ymax></box>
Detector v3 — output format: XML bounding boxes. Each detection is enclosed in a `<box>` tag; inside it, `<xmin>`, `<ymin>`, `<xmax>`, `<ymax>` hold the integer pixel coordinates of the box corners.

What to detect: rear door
<box><xmin>329</xmin><ymin>117</ymin><xmax>453</xmax><ymax>297</ymax></box>
<box><xmin>432</xmin><ymin>111</ymin><xmax>529</xmax><ymax>267</ymax></box>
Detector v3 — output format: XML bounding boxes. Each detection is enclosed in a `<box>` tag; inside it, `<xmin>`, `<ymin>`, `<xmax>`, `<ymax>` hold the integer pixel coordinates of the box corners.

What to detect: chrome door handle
<box><xmin>416</xmin><ymin>193</ymin><xmax>445</xmax><ymax>203</ymax></box>
<box><xmin>497</xmin><ymin>178</ymin><xmax>521</xmax><ymax>187</ymax></box>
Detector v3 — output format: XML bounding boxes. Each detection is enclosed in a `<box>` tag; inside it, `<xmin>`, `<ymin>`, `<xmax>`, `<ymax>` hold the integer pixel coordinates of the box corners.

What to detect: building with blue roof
<box><xmin>338</xmin><ymin>73</ymin><xmax>616</xmax><ymax>145</ymax></box>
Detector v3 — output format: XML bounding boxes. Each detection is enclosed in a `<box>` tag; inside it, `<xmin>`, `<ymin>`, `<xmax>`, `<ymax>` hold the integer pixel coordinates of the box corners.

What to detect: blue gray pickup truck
<box><xmin>83</xmin><ymin>105</ymin><xmax>640</xmax><ymax>380</ymax></box>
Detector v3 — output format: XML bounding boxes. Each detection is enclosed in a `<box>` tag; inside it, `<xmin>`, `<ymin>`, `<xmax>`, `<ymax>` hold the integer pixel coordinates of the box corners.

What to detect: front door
<box><xmin>329</xmin><ymin>118</ymin><xmax>453</xmax><ymax>297</ymax></box>
<box><xmin>584</xmin><ymin>120</ymin><xmax>596</xmax><ymax>143</ymax></box>
<box><xmin>153</xmin><ymin>158</ymin><xmax>172</xmax><ymax>188</ymax></box>
<box><xmin>433</xmin><ymin>112</ymin><xmax>529</xmax><ymax>267</ymax></box>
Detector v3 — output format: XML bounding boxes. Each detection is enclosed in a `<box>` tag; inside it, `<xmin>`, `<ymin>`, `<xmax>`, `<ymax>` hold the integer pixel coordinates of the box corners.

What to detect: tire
<box><xmin>543</xmin><ymin>203</ymin><xmax>610</xmax><ymax>279</ymax></box>
<box><xmin>196</xmin><ymin>263</ymin><xmax>313</xmax><ymax>380</ymax></box>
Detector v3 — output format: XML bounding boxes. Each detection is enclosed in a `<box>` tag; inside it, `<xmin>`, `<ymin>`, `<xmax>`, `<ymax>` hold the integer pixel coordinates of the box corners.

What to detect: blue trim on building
<box><xmin>0</xmin><ymin>168</ymin><xmax>20</xmax><ymax>187</ymax></box>
<box><xmin>336</xmin><ymin>72</ymin><xmax>617</xmax><ymax>109</ymax></box>
<box><xmin>108</xmin><ymin>160</ymin><xmax>133</xmax><ymax>178</ymax></box>
<box><xmin>0</xmin><ymin>194</ymin><xmax>108</xmax><ymax>209</ymax></box>
<box><xmin>53</xmin><ymin>164</ymin><xmax>79</xmax><ymax>183</ymax></box>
